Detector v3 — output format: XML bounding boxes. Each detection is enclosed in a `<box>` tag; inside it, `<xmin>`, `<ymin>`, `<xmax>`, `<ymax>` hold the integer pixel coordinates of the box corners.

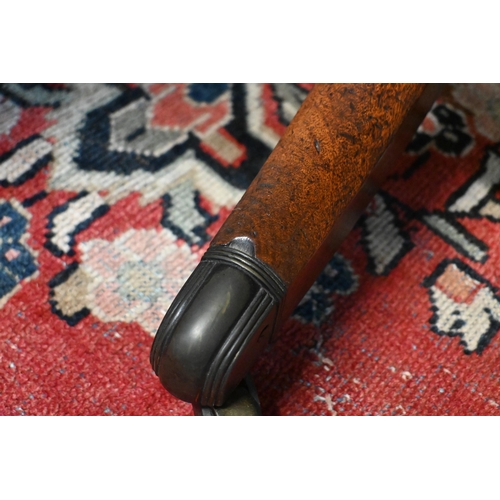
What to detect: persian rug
<box><xmin>1</xmin><ymin>83</ymin><xmax>500</xmax><ymax>416</ymax></box>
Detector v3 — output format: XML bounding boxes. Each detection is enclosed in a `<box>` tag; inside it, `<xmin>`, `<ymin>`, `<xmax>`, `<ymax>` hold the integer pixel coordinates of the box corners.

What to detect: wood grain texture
<box><xmin>212</xmin><ymin>84</ymin><xmax>428</xmax><ymax>285</ymax></box>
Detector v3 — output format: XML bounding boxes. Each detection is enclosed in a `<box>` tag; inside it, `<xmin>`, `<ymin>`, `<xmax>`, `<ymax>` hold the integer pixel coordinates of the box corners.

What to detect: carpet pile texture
<box><xmin>1</xmin><ymin>83</ymin><xmax>500</xmax><ymax>415</ymax></box>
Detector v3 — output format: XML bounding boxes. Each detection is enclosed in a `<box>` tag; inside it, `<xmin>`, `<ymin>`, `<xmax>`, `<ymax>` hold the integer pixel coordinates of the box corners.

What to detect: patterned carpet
<box><xmin>1</xmin><ymin>83</ymin><xmax>500</xmax><ymax>415</ymax></box>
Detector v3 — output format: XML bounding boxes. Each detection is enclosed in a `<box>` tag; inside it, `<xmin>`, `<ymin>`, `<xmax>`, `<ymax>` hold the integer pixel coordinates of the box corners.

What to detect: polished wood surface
<box><xmin>212</xmin><ymin>84</ymin><xmax>437</xmax><ymax>291</ymax></box>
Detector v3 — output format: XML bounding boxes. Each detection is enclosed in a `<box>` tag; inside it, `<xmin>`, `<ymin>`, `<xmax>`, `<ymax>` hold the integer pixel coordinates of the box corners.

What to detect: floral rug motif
<box><xmin>1</xmin><ymin>83</ymin><xmax>500</xmax><ymax>415</ymax></box>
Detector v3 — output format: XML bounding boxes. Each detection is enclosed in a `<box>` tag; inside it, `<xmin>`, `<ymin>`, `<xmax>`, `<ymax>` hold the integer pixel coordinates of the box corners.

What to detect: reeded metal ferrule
<box><xmin>193</xmin><ymin>375</ymin><xmax>262</xmax><ymax>416</ymax></box>
<box><xmin>150</xmin><ymin>237</ymin><xmax>286</xmax><ymax>407</ymax></box>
